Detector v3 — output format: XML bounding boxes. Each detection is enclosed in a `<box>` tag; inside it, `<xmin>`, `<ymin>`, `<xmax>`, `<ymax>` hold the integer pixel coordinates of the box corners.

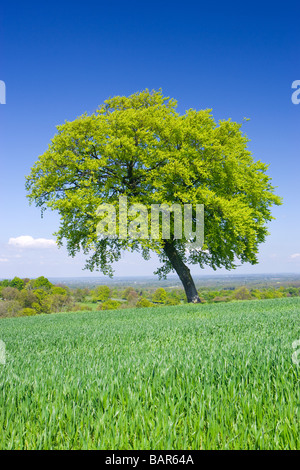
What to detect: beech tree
<box><xmin>25</xmin><ymin>89</ymin><xmax>281</xmax><ymax>303</ymax></box>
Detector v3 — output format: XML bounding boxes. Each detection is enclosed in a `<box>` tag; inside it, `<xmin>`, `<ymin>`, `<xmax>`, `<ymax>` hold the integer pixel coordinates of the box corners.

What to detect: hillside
<box><xmin>0</xmin><ymin>298</ymin><xmax>299</xmax><ymax>449</ymax></box>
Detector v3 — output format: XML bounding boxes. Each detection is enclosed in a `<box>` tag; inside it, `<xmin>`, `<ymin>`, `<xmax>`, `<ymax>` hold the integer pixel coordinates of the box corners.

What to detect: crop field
<box><xmin>0</xmin><ymin>297</ymin><xmax>299</xmax><ymax>450</ymax></box>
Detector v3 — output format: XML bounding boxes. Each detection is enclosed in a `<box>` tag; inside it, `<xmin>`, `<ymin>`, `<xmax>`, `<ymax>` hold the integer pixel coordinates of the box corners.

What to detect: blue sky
<box><xmin>0</xmin><ymin>0</ymin><xmax>299</xmax><ymax>279</ymax></box>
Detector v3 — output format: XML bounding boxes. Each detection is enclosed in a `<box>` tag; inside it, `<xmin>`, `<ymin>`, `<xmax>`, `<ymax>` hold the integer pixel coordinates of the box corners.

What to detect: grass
<box><xmin>0</xmin><ymin>297</ymin><xmax>299</xmax><ymax>449</ymax></box>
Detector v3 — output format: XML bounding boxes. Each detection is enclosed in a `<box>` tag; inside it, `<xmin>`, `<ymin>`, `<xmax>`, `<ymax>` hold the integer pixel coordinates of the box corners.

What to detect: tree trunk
<box><xmin>163</xmin><ymin>241</ymin><xmax>201</xmax><ymax>303</ymax></box>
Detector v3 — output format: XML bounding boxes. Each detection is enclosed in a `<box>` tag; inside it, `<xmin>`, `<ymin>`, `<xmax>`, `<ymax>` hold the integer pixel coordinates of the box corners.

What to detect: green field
<box><xmin>0</xmin><ymin>297</ymin><xmax>299</xmax><ymax>449</ymax></box>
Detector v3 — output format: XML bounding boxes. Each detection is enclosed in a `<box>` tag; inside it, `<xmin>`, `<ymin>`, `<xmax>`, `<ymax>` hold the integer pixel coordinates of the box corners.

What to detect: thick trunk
<box><xmin>163</xmin><ymin>241</ymin><xmax>201</xmax><ymax>303</ymax></box>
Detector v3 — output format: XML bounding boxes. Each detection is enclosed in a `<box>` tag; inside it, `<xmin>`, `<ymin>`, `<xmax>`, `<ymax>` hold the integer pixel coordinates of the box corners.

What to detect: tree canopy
<box><xmin>25</xmin><ymin>89</ymin><xmax>281</xmax><ymax>302</ymax></box>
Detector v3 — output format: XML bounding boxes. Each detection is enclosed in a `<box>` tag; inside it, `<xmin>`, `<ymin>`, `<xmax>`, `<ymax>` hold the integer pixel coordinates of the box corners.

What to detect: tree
<box><xmin>73</xmin><ymin>287</ymin><xmax>89</xmax><ymax>302</ymax></box>
<box><xmin>92</xmin><ymin>285</ymin><xmax>111</xmax><ymax>302</ymax></box>
<box><xmin>1</xmin><ymin>287</ymin><xmax>19</xmax><ymax>301</ymax></box>
<box><xmin>233</xmin><ymin>286</ymin><xmax>252</xmax><ymax>300</ymax></box>
<box><xmin>10</xmin><ymin>277</ymin><xmax>25</xmax><ymax>291</ymax></box>
<box><xmin>20</xmin><ymin>308</ymin><xmax>36</xmax><ymax>317</ymax></box>
<box><xmin>126</xmin><ymin>290</ymin><xmax>139</xmax><ymax>306</ymax></box>
<box><xmin>51</xmin><ymin>286</ymin><xmax>69</xmax><ymax>296</ymax></box>
<box><xmin>152</xmin><ymin>287</ymin><xmax>168</xmax><ymax>304</ymax></box>
<box><xmin>122</xmin><ymin>287</ymin><xmax>136</xmax><ymax>300</ymax></box>
<box><xmin>0</xmin><ymin>300</ymin><xmax>22</xmax><ymax>317</ymax></box>
<box><xmin>136</xmin><ymin>297</ymin><xmax>154</xmax><ymax>308</ymax></box>
<box><xmin>26</xmin><ymin>89</ymin><xmax>281</xmax><ymax>303</ymax></box>
<box><xmin>164</xmin><ymin>296</ymin><xmax>181</xmax><ymax>306</ymax></box>
<box><xmin>32</xmin><ymin>276</ymin><xmax>53</xmax><ymax>290</ymax></box>
<box><xmin>98</xmin><ymin>299</ymin><xmax>121</xmax><ymax>310</ymax></box>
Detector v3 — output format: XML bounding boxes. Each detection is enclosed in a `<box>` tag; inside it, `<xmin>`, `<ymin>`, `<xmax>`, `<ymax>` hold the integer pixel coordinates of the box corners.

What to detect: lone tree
<box><xmin>26</xmin><ymin>89</ymin><xmax>281</xmax><ymax>303</ymax></box>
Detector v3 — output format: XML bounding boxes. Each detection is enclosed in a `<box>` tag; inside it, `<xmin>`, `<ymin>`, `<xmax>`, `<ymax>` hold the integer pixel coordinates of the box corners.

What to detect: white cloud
<box><xmin>0</xmin><ymin>258</ymin><xmax>9</xmax><ymax>262</ymax></box>
<box><xmin>8</xmin><ymin>236</ymin><xmax>57</xmax><ymax>249</ymax></box>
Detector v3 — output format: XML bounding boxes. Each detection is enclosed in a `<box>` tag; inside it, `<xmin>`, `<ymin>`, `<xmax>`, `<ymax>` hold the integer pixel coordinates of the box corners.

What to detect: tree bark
<box><xmin>163</xmin><ymin>241</ymin><xmax>201</xmax><ymax>303</ymax></box>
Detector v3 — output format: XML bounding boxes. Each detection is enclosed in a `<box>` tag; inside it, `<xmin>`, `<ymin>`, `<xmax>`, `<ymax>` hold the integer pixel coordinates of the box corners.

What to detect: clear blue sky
<box><xmin>0</xmin><ymin>0</ymin><xmax>299</xmax><ymax>279</ymax></box>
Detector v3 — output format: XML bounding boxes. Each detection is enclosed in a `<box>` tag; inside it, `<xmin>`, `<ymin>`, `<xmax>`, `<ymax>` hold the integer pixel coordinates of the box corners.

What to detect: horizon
<box><xmin>2</xmin><ymin>272</ymin><xmax>300</xmax><ymax>282</ymax></box>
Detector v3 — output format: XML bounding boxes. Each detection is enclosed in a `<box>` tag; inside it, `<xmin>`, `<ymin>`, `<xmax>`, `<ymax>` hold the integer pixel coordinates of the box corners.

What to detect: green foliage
<box><xmin>122</xmin><ymin>287</ymin><xmax>136</xmax><ymax>300</ymax></box>
<box><xmin>0</xmin><ymin>278</ymin><xmax>27</xmax><ymax>291</ymax></box>
<box><xmin>3</xmin><ymin>275</ymin><xmax>300</xmax><ymax>318</ymax></box>
<box><xmin>10</xmin><ymin>277</ymin><xmax>25</xmax><ymax>291</ymax></box>
<box><xmin>251</xmin><ymin>289</ymin><xmax>262</xmax><ymax>299</ymax></box>
<box><xmin>201</xmin><ymin>290</ymin><xmax>222</xmax><ymax>302</ymax></box>
<box><xmin>0</xmin><ymin>277</ymin><xmax>72</xmax><ymax>316</ymax></box>
<box><xmin>73</xmin><ymin>288</ymin><xmax>89</xmax><ymax>302</ymax></box>
<box><xmin>211</xmin><ymin>295</ymin><xmax>231</xmax><ymax>303</ymax></box>
<box><xmin>98</xmin><ymin>299</ymin><xmax>121</xmax><ymax>310</ymax></box>
<box><xmin>136</xmin><ymin>297</ymin><xmax>154</xmax><ymax>308</ymax></box>
<box><xmin>92</xmin><ymin>285</ymin><xmax>111</xmax><ymax>302</ymax></box>
<box><xmin>0</xmin><ymin>300</ymin><xmax>22</xmax><ymax>317</ymax></box>
<box><xmin>71</xmin><ymin>303</ymin><xmax>93</xmax><ymax>312</ymax></box>
<box><xmin>164</xmin><ymin>296</ymin><xmax>180</xmax><ymax>306</ymax></box>
<box><xmin>25</xmin><ymin>89</ymin><xmax>281</xmax><ymax>291</ymax></box>
<box><xmin>32</xmin><ymin>276</ymin><xmax>53</xmax><ymax>290</ymax></box>
<box><xmin>126</xmin><ymin>290</ymin><xmax>139</xmax><ymax>306</ymax></box>
<box><xmin>286</xmin><ymin>287</ymin><xmax>300</xmax><ymax>297</ymax></box>
<box><xmin>20</xmin><ymin>308</ymin><xmax>36</xmax><ymax>317</ymax></box>
<box><xmin>152</xmin><ymin>287</ymin><xmax>167</xmax><ymax>303</ymax></box>
<box><xmin>233</xmin><ymin>286</ymin><xmax>252</xmax><ymax>300</ymax></box>
<box><xmin>167</xmin><ymin>289</ymin><xmax>182</xmax><ymax>303</ymax></box>
<box><xmin>1</xmin><ymin>287</ymin><xmax>20</xmax><ymax>301</ymax></box>
<box><xmin>51</xmin><ymin>286</ymin><xmax>69</xmax><ymax>296</ymax></box>
<box><xmin>47</xmin><ymin>294</ymin><xmax>72</xmax><ymax>313</ymax></box>
<box><xmin>18</xmin><ymin>289</ymin><xmax>38</xmax><ymax>308</ymax></box>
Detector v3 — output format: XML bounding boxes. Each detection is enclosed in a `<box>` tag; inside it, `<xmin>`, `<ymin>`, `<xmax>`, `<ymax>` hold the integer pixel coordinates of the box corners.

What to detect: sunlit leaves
<box><xmin>25</xmin><ymin>89</ymin><xmax>281</xmax><ymax>276</ymax></box>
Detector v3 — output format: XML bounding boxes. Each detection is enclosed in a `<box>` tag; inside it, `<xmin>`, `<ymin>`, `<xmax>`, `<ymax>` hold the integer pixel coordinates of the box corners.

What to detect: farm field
<box><xmin>0</xmin><ymin>297</ymin><xmax>299</xmax><ymax>450</ymax></box>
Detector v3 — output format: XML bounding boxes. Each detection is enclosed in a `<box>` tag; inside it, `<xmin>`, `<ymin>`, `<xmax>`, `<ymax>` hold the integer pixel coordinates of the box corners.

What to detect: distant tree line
<box><xmin>1</xmin><ymin>276</ymin><xmax>300</xmax><ymax>318</ymax></box>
